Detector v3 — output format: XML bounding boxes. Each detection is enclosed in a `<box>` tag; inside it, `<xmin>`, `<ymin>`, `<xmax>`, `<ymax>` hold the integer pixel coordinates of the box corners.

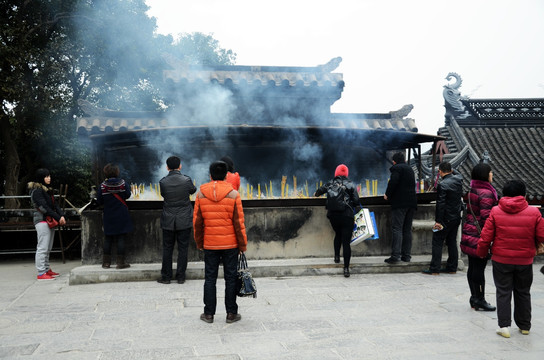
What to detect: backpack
<box><xmin>326</xmin><ymin>180</ymin><xmax>351</xmax><ymax>212</ymax></box>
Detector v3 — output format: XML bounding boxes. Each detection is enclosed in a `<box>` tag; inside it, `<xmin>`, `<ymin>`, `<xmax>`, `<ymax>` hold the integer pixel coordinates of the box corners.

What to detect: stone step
<box><xmin>69</xmin><ymin>255</ymin><xmax>463</xmax><ymax>285</ymax></box>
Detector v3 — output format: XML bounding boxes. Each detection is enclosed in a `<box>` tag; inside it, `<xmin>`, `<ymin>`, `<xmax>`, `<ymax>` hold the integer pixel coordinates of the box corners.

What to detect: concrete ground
<box><xmin>1</xmin><ymin>256</ymin><xmax>544</xmax><ymax>359</ymax></box>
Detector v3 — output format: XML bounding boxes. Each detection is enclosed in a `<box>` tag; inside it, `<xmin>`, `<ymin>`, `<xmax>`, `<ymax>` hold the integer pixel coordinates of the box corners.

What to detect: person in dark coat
<box><xmin>315</xmin><ymin>164</ymin><xmax>361</xmax><ymax>277</ymax></box>
<box><xmin>423</xmin><ymin>162</ymin><xmax>463</xmax><ymax>275</ymax></box>
<box><xmin>477</xmin><ymin>180</ymin><xmax>544</xmax><ymax>338</ymax></box>
<box><xmin>383</xmin><ymin>152</ymin><xmax>417</xmax><ymax>263</ymax></box>
<box><xmin>96</xmin><ymin>163</ymin><xmax>133</xmax><ymax>269</ymax></box>
<box><xmin>28</xmin><ymin>168</ymin><xmax>66</xmax><ymax>280</ymax></box>
<box><xmin>157</xmin><ymin>156</ymin><xmax>197</xmax><ymax>284</ymax></box>
<box><xmin>460</xmin><ymin>163</ymin><xmax>498</xmax><ymax>311</ymax></box>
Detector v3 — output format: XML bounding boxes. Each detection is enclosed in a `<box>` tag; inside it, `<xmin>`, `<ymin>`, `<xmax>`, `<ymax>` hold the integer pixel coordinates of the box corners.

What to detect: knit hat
<box><xmin>334</xmin><ymin>164</ymin><xmax>349</xmax><ymax>177</ymax></box>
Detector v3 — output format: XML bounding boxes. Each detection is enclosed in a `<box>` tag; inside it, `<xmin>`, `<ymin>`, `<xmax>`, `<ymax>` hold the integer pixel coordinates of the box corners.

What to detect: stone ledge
<box><xmin>69</xmin><ymin>255</ymin><xmax>466</xmax><ymax>285</ymax></box>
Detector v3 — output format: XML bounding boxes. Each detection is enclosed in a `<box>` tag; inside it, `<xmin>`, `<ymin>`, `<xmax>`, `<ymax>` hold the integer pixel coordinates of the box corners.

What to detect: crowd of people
<box><xmin>29</xmin><ymin>152</ymin><xmax>544</xmax><ymax>332</ymax></box>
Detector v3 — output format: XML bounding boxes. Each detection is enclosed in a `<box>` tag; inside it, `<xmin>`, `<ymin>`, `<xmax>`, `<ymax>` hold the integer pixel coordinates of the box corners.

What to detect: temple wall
<box><xmin>81</xmin><ymin>204</ymin><xmax>436</xmax><ymax>265</ymax></box>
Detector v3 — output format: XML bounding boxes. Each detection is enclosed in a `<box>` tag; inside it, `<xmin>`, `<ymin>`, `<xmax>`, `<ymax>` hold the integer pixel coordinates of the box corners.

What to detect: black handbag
<box><xmin>236</xmin><ymin>252</ymin><xmax>257</xmax><ymax>298</ymax></box>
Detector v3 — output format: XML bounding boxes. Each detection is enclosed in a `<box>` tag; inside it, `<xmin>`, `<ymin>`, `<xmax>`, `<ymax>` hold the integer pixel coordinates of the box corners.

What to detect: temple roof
<box><xmin>76</xmin><ymin>102</ymin><xmax>422</xmax><ymax>137</ymax></box>
<box><xmin>418</xmin><ymin>73</ymin><xmax>544</xmax><ymax>202</ymax></box>
<box><xmin>162</xmin><ymin>56</ymin><xmax>345</xmax><ymax>90</ymax></box>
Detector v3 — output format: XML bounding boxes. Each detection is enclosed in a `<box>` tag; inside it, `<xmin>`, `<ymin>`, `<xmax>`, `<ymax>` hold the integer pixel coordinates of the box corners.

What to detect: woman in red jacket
<box><xmin>477</xmin><ymin>180</ymin><xmax>544</xmax><ymax>338</ymax></box>
<box><xmin>460</xmin><ymin>163</ymin><xmax>497</xmax><ymax>311</ymax></box>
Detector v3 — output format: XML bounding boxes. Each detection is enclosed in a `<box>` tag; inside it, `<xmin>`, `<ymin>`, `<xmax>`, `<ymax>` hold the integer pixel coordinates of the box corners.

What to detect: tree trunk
<box><xmin>1</xmin><ymin>117</ymin><xmax>21</xmax><ymax>209</ymax></box>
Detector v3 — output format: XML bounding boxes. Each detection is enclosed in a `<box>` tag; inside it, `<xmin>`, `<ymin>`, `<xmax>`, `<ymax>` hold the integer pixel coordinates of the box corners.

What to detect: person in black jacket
<box><xmin>423</xmin><ymin>162</ymin><xmax>463</xmax><ymax>275</ymax></box>
<box><xmin>315</xmin><ymin>164</ymin><xmax>361</xmax><ymax>277</ymax></box>
<box><xmin>96</xmin><ymin>163</ymin><xmax>133</xmax><ymax>269</ymax></box>
<box><xmin>384</xmin><ymin>152</ymin><xmax>417</xmax><ymax>263</ymax></box>
<box><xmin>157</xmin><ymin>156</ymin><xmax>197</xmax><ymax>284</ymax></box>
<box><xmin>28</xmin><ymin>168</ymin><xmax>66</xmax><ymax>280</ymax></box>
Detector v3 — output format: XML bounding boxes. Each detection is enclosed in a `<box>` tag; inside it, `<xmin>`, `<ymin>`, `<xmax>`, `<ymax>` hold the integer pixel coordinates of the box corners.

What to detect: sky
<box><xmin>145</xmin><ymin>0</ymin><xmax>544</xmax><ymax>138</ymax></box>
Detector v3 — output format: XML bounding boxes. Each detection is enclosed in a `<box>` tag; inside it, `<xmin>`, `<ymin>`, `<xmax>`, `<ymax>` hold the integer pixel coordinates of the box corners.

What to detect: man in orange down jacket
<box><xmin>194</xmin><ymin>160</ymin><xmax>248</xmax><ymax>324</ymax></box>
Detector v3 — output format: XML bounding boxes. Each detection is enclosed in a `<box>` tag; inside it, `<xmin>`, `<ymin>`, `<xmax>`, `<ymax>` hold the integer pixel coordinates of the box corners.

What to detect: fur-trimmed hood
<box><xmin>27</xmin><ymin>182</ymin><xmax>51</xmax><ymax>194</ymax></box>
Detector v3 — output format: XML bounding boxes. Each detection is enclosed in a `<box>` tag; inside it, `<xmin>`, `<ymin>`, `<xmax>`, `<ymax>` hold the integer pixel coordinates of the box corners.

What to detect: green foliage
<box><xmin>1</xmin><ymin>0</ymin><xmax>237</xmax><ymax>206</ymax></box>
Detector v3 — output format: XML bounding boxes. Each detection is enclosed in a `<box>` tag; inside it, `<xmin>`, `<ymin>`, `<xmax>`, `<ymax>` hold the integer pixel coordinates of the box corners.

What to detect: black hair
<box><xmin>210</xmin><ymin>161</ymin><xmax>228</xmax><ymax>181</ymax></box>
<box><xmin>439</xmin><ymin>161</ymin><xmax>452</xmax><ymax>173</ymax></box>
<box><xmin>471</xmin><ymin>163</ymin><xmax>492</xmax><ymax>182</ymax></box>
<box><xmin>502</xmin><ymin>180</ymin><xmax>526</xmax><ymax>197</ymax></box>
<box><xmin>35</xmin><ymin>168</ymin><xmax>50</xmax><ymax>185</ymax></box>
<box><xmin>392</xmin><ymin>152</ymin><xmax>405</xmax><ymax>164</ymax></box>
<box><xmin>103</xmin><ymin>163</ymin><xmax>120</xmax><ymax>178</ymax></box>
<box><xmin>166</xmin><ymin>156</ymin><xmax>181</xmax><ymax>170</ymax></box>
<box><xmin>220</xmin><ymin>155</ymin><xmax>235</xmax><ymax>172</ymax></box>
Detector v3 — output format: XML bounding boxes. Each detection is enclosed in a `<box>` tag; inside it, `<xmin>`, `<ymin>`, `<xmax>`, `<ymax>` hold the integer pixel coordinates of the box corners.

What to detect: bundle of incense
<box><xmin>281</xmin><ymin>176</ymin><xmax>287</xmax><ymax>198</ymax></box>
<box><xmin>366</xmin><ymin>179</ymin><xmax>370</xmax><ymax>196</ymax></box>
<box><xmin>285</xmin><ymin>184</ymin><xmax>289</xmax><ymax>198</ymax></box>
<box><xmin>305</xmin><ymin>181</ymin><xmax>309</xmax><ymax>198</ymax></box>
<box><xmin>257</xmin><ymin>183</ymin><xmax>261</xmax><ymax>199</ymax></box>
<box><xmin>269</xmin><ymin>180</ymin><xmax>273</xmax><ymax>197</ymax></box>
<box><xmin>293</xmin><ymin>176</ymin><xmax>297</xmax><ymax>197</ymax></box>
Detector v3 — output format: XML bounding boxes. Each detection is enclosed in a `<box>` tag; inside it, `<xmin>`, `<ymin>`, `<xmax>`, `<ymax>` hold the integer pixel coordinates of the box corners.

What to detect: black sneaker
<box><xmin>540</xmin><ymin>265</ymin><xmax>544</xmax><ymax>275</ymax></box>
<box><xmin>384</xmin><ymin>257</ymin><xmax>400</xmax><ymax>264</ymax></box>
<box><xmin>157</xmin><ymin>278</ymin><xmax>171</xmax><ymax>284</ymax></box>
<box><xmin>401</xmin><ymin>257</ymin><xmax>411</xmax><ymax>262</ymax></box>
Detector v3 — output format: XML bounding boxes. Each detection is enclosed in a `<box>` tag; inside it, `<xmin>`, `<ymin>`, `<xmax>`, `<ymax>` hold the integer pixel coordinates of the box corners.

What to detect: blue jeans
<box><xmin>390</xmin><ymin>207</ymin><xmax>415</xmax><ymax>260</ymax></box>
<box><xmin>103</xmin><ymin>234</ymin><xmax>127</xmax><ymax>256</ymax></box>
<box><xmin>203</xmin><ymin>248</ymin><xmax>239</xmax><ymax>316</ymax></box>
<box><xmin>161</xmin><ymin>228</ymin><xmax>191</xmax><ymax>280</ymax></box>
<box><xmin>430</xmin><ymin>219</ymin><xmax>460</xmax><ymax>272</ymax></box>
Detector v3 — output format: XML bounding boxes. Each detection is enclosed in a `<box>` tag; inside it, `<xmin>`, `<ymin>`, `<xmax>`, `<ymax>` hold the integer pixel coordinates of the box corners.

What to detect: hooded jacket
<box><xmin>193</xmin><ymin>180</ymin><xmax>247</xmax><ymax>251</ymax></box>
<box><xmin>435</xmin><ymin>172</ymin><xmax>463</xmax><ymax>224</ymax></box>
<box><xmin>28</xmin><ymin>182</ymin><xmax>64</xmax><ymax>225</ymax></box>
<box><xmin>477</xmin><ymin>196</ymin><xmax>544</xmax><ymax>265</ymax></box>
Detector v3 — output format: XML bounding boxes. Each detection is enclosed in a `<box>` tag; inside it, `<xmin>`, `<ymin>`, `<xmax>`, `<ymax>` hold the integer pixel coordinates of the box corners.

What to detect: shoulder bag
<box><xmin>467</xmin><ymin>188</ymin><xmax>482</xmax><ymax>235</ymax></box>
<box><xmin>236</xmin><ymin>252</ymin><xmax>257</xmax><ymax>298</ymax></box>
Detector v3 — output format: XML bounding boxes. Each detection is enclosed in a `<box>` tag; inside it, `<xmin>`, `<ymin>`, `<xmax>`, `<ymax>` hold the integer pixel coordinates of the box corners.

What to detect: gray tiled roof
<box><xmin>424</xmin><ymin>96</ymin><xmax>544</xmax><ymax>202</ymax></box>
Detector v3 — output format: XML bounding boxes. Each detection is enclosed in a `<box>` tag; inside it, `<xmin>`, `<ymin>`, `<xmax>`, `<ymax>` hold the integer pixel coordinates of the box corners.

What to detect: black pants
<box><xmin>467</xmin><ymin>255</ymin><xmax>488</xmax><ymax>285</ymax></box>
<box><xmin>429</xmin><ymin>219</ymin><xmax>460</xmax><ymax>272</ymax></box>
<box><xmin>160</xmin><ymin>228</ymin><xmax>191</xmax><ymax>280</ymax></box>
<box><xmin>492</xmin><ymin>261</ymin><xmax>533</xmax><ymax>330</ymax></box>
<box><xmin>103</xmin><ymin>234</ymin><xmax>126</xmax><ymax>256</ymax></box>
<box><xmin>203</xmin><ymin>248</ymin><xmax>239</xmax><ymax>316</ymax></box>
<box><xmin>329</xmin><ymin>213</ymin><xmax>354</xmax><ymax>268</ymax></box>
<box><xmin>390</xmin><ymin>207</ymin><xmax>415</xmax><ymax>261</ymax></box>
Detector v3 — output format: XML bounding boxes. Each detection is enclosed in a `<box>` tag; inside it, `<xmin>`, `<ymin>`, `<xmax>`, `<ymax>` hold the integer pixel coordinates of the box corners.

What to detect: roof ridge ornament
<box><xmin>443</xmin><ymin>72</ymin><xmax>470</xmax><ymax>121</ymax></box>
<box><xmin>316</xmin><ymin>57</ymin><xmax>342</xmax><ymax>73</ymax></box>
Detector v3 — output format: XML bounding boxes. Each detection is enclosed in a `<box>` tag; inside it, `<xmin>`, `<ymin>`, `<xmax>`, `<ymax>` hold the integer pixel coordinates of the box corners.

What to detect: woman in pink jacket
<box><xmin>460</xmin><ymin>163</ymin><xmax>498</xmax><ymax>311</ymax></box>
<box><xmin>477</xmin><ymin>180</ymin><xmax>544</xmax><ymax>338</ymax></box>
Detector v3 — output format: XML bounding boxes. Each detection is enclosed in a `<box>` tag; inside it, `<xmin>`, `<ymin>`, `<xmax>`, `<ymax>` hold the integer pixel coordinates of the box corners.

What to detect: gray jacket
<box><xmin>159</xmin><ymin>170</ymin><xmax>197</xmax><ymax>230</ymax></box>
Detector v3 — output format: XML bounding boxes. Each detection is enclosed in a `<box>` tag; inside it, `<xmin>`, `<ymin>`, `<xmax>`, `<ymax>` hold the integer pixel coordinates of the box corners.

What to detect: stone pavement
<box><xmin>1</xmin><ymin>258</ymin><xmax>544</xmax><ymax>360</ymax></box>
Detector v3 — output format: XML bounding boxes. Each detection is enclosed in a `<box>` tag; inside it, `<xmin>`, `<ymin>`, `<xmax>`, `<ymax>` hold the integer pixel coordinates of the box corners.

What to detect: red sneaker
<box><xmin>37</xmin><ymin>273</ymin><xmax>55</xmax><ymax>280</ymax></box>
<box><xmin>46</xmin><ymin>269</ymin><xmax>59</xmax><ymax>276</ymax></box>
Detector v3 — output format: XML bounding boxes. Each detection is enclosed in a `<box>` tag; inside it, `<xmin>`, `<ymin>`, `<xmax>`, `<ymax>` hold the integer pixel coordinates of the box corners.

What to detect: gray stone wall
<box><xmin>81</xmin><ymin>204</ymin><xmax>436</xmax><ymax>265</ymax></box>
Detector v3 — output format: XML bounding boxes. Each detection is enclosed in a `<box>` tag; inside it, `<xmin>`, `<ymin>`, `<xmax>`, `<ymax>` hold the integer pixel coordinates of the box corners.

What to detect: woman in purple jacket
<box><xmin>460</xmin><ymin>163</ymin><xmax>498</xmax><ymax>311</ymax></box>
